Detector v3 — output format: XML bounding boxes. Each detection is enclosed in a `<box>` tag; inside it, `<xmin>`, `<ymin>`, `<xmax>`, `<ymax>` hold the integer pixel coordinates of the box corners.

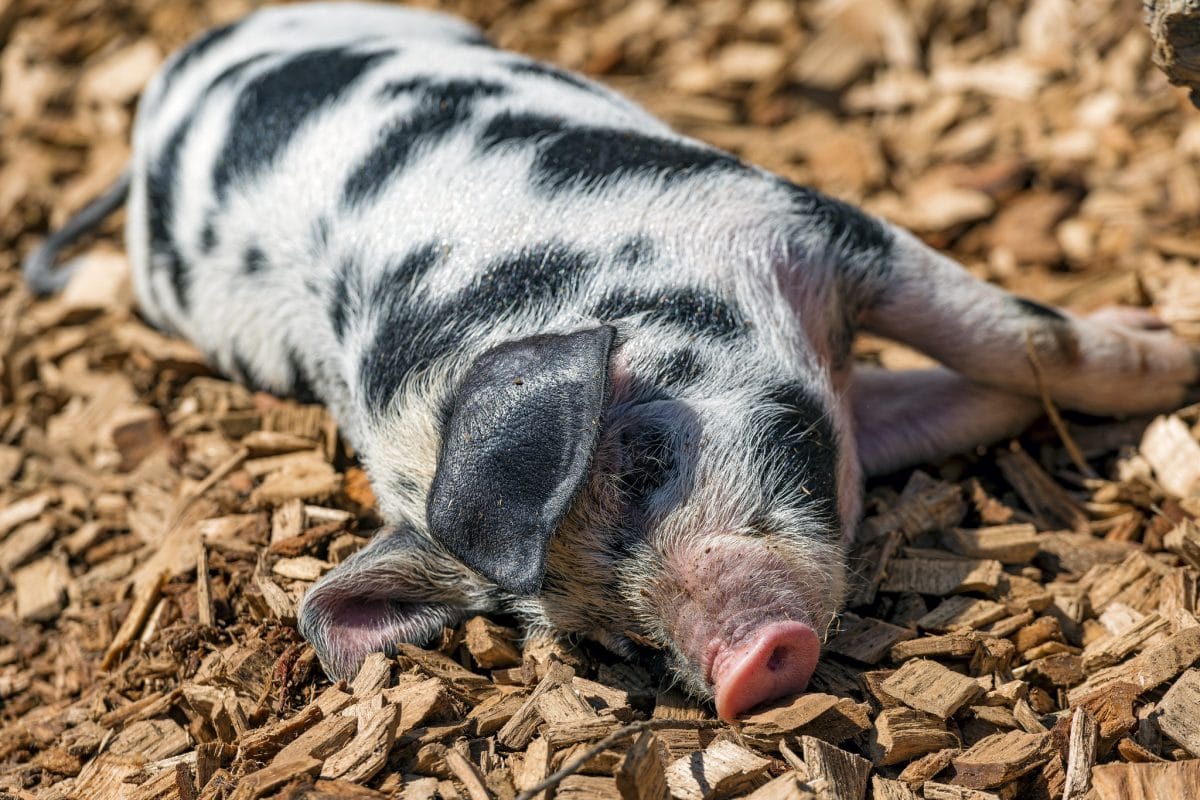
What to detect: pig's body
<box><xmin>26</xmin><ymin>3</ymin><xmax>1199</xmax><ymax>719</ymax></box>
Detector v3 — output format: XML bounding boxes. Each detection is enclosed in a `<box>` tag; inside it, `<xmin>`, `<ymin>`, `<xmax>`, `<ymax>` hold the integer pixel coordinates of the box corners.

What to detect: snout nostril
<box><xmin>766</xmin><ymin>645</ymin><xmax>787</xmax><ymax>672</ymax></box>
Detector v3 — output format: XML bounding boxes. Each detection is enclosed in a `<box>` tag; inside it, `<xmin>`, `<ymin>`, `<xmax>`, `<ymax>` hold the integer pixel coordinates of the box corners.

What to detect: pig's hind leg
<box><xmin>851</xmin><ymin>227</ymin><xmax>1198</xmax><ymax>418</ymax></box>
<box><xmin>848</xmin><ymin>366</ymin><xmax>1042</xmax><ymax>475</ymax></box>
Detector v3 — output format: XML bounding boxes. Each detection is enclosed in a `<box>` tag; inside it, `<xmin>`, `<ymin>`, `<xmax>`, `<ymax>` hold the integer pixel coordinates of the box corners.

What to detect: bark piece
<box><xmin>1062</xmin><ymin>707</ymin><xmax>1099</xmax><ymax>800</ymax></box>
<box><xmin>109</xmin><ymin>718</ymin><xmax>191</xmax><ymax>761</ymax></box>
<box><xmin>463</xmin><ymin>615</ymin><xmax>522</xmax><ymax>668</ymax></box>
<box><xmin>918</xmin><ymin>597</ymin><xmax>1008</xmax><ymax>633</ymax></box>
<box><xmin>1140</xmin><ymin>415</ymin><xmax>1200</xmax><ymax>497</ymax></box>
<box><xmin>740</xmin><ymin>694</ymin><xmax>871</xmax><ymax>748</ymax></box>
<box><xmin>1068</xmin><ymin>625</ymin><xmax>1200</xmax><ymax>704</ymax></box>
<box><xmin>880</xmin><ymin>558</ymin><xmax>1002</xmax><ymax>596</ymax></box>
<box><xmin>1153</xmin><ymin>667</ymin><xmax>1200</xmax><ymax>757</ymax></box>
<box><xmin>665</xmin><ymin>739</ymin><xmax>771</xmax><ymax>800</ymax></box>
<box><xmin>230</xmin><ymin>756</ymin><xmax>321</xmax><ymax>800</ymax></box>
<box><xmin>1091</xmin><ymin>760</ymin><xmax>1200</xmax><ymax>800</ymax></box>
<box><xmin>615</xmin><ymin>729</ymin><xmax>669</xmax><ymax>800</ymax></box>
<box><xmin>442</xmin><ymin>746</ymin><xmax>491</xmax><ymax>800</ymax></box>
<box><xmin>319</xmin><ymin>702</ymin><xmax>400</xmax><ymax>783</ymax></box>
<box><xmin>1147</xmin><ymin>0</ymin><xmax>1200</xmax><ymax>106</ymax></box>
<box><xmin>948</xmin><ymin>730</ymin><xmax>1053</xmax><ymax>790</ymax></box>
<box><xmin>14</xmin><ymin>554</ymin><xmax>69</xmax><ymax>622</ymax></box>
<box><xmin>868</xmin><ymin>707</ymin><xmax>960</xmax><ymax>766</ymax></box>
<box><xmin>350</xmin><ymin>651</ymin><xmax>393</xmax><ymax>696</ymax></box>
<box><xmin>898</xmin><ymin>748</ymin><xmax>957</xmax><ymax>787</ymax></box>
<box><xmin>238</xmin><ymin>703</ymin><xmax>324</xmax><ymax>762</ymax></box>
<box><xmin>941</xmin><ymin>525</ymin><xmax>1040</xmax><ymax>564</ymax></box>
<box><xmin>922</xmin><ymin>784</ymin><xmax>1000</xmax><ymax>800</ymax></box>
<box><xmin>497</xmin><ymin>660</ymin><xmax>575</xmax><ymax>750</ymax></box>
<box><xmin>824</xmin><ymin>614</ymin><xmax>915</xmax><ymax>664</ymax></box>
<box><xmin>1081</xmin><ymin>613</ymin><xmax>1169</xmax><ymax>671</ymax></box>
<box><xmin>271</xmin><ymin>712</ymin><xmax>356</xmax><ymax>765</ymax></box>
<box><xmin>880</xmin><ymin>659</ymin><xmax>981</xmax><ymax>719</ymax></box>
<box><xmin>801</xmin><ymin>736</ymin><xmax>870</xmax><ymax>800</ymax></box>
<box><xmin>995</xmin><ymin>444</ymin><xmax>1088</xmax><ymax>532</ymax></box>
<box><xmin>869</xmin><ymin>777</ymin><xmax>918</xmax><ymax>800</ymax></box>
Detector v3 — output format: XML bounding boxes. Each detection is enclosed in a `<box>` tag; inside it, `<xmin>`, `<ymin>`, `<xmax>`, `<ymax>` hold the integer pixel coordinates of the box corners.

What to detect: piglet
<box><xmin>25</xmin><ymin>2</ymin><xmax>1198</xmax><ymax>719</ymax></box>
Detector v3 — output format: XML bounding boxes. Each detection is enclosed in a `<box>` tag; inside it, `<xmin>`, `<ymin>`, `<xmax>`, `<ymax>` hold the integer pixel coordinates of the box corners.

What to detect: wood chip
<box><xmin>1091</xmin><ymin>760</ymin><xmax>1200</xmax><ymax>800</ymax></box>
<box><xmin>320</xmin><ymin>703</ymin><xmax>400</xmax><ymax>782</ymax></box>
<box><xmin>1062</xmin><ymin>707</ymin><xmax>1099</xmax><ymax>800</ymax></box>
<box><xmin>880</xmin><ymin>558</ymin><xmax>1002</xmax><ymax>595</ymax></box>
<box><xmin>948</xmin><ymin>730</ymin><xmax>1053</xmax><ymax>789</ymax></box>
<box><xmin>801</xmin><ymin>736</ymin><xmax>871</xmax><ymax>800</ymax></box>
<box><xmin>941</xmin><ymin>525</ymin><xmax>1040</xmax><ymax>564</ymax></box>
<box><xmin>1140</xmin><ymin>415</ymin><xmax>1200</xmax><ymax>497</ymax></box>
<box><xmin>665</xmin><ymin>739</ymin><xmax>771</xmax><ymax>800</ymax></box>
<box><xmin>880</xmin><ymin>659</ymin><xmax>981</xmax><ymax>719</ymax></box>
<box><xmin>614</xmin><ymin>729</ymin><xmax>669</xmax><ymax>800</ymax></box>
<box><xmin>868</xmin><ymin>707</ymin><xmax>960</xmax><ymax>766</ymax></box>
<box><xmin>1152</xmin><ymin>667</ymin><xmax>1200</xmax><ymax>757</ymax></box>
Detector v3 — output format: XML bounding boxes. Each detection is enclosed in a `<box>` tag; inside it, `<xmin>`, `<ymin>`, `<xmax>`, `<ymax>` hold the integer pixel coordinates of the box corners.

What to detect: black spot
<box><xmin>146</xmin><ymin>118</ymin><xmax>194</xmax><ymax>309</ymax></box>
<box><xmin>310</xmin><ymin>216</ymin><xmax>331</xmax><ymax>252</ymax></box>
<box><xmin>391</xmin><ymin>473</ymin><xmax>422</xmax><ymax>498</ymax></box>
<box><xmin>359</xmin><ymin>242</ymin><xmax>595</xmax><ymax>411</ymax></box>
<box><xmin>328</xmin><ymin>257</ymin><xmax>360</xmax><ymax>342</ymax></box>
<box><xmin>214</xmin><ymin>47</ymin><xmax>393</xmax><ymax>201</ymax></box>
<box><xmin>375</xmin><ymin>77</ymin><xmax>432</xmax><ymax>100</ymax></box>
<box><xmin>1014</xmin><ymin>297</ymin><xmax>1067</xmax><ymax>322</ymax></box>
<box><xmin>477</xmin><ymin>111</ymin><xmax>567</xmax><ymax>152</ymax></box>
<box><xmin>507</xmin><ymin>60</ymin><xmax>599</xmax><ymax>94</ymax></box>
<box><xmin>758</xmin><ymin>384</ymin><xmax>839</xmax><ymax>534</ymax></box>
<box><xmin>159</xmin><ymin>22</ymin><xmax>239</xmax><ymax>91</ymax></box>
<box><xmin>460</xmin><ymin>242</ymin><xmax>594</xmax><ymax>322</ymax></box>
<box><xmin>456</xmin><ymin>30</ymin><xmax>494</xmax><ymax>47</ymax></box>
<box><xmin>207</xmin><ymin>51</ymin><xmax>274</xmax><ymax>90</ymax></box>
<box><xmin>646</xmin><ymin>348</ymin><xmax>705</xmax><ymax>388</ymax></box>
<box><xmin>199</xmin><ymin>218</ymin><xmax>218</xmax><ymax>253</ymax></box>
<box><xmin>288</xmin><ymin>349</ymin><xmax>320</xmax><ymax>403</ymax></box>
<box><xmin>615</xmin><ymin>236</ymin><xmax>654</xmax><ymax>268</ymax></box>
<box><xmin>147</xmin><ymin>55</ymin><xmax>280</xmax><ymax>309</ymax></box>
<box><xmin>532</xmin><ymin>127</ymin><xmax>742</xmax><ymax>194</ymax></box>
<box><xmin>785</xmin><ymin>181</ymin><xmax>894</xmax><ymax>302</ymax></box>
<box><xmin>343</xmin><ymin>80</ymin><xmax>509</xmax><ymax>208</ymax></box>
<box><xmin>231</xmin><ymin>351</ymin><xmax>259</xmax><ymax>388</ymax></box>
<box><xmin>243</xmin><ymin>244</ymin><xmax>268</xmax><ymax>274</ymax></box>
<box><xmin>620</xmin><ymin>423</ymin><xmax>675</xmax><ymax>509</ymax></box>
<box><xmin>591</xmin><ymin>289</ymin><xmax>748</xmax><ymax>339</ymax></box>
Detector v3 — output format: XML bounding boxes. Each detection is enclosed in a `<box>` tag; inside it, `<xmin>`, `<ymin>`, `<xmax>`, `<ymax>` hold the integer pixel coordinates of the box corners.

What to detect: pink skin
<box><xmin>654</xmin><ymin>536</ymin><xmax>837</xmax><ymax>721</ymax></box>
<box><xmin>710</xmin><ymin>620</ymin><xmax>820</xmax><ymax>720</ymax></box>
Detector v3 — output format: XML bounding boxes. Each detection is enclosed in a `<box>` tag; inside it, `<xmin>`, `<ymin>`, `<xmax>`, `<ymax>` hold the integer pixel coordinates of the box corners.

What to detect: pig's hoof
<box><xmin>712</xmin><ymin>620</ymin><xmax>820</xmax><ymax>721</ymax></box>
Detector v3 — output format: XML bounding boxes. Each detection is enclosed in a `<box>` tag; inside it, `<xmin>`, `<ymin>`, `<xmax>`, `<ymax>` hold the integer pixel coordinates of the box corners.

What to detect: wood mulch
<box><xmin>3</xmin><ymin>0</ymin><xmax>1200</xmax><ymax>798</ymax></box>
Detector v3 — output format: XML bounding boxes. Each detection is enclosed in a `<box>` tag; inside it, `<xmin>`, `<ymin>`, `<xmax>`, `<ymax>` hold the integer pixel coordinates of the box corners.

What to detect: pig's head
<box><xmin>298</xmin><ymin>324</ymin><xmax>852</xmax><ymax>720</ymax></box>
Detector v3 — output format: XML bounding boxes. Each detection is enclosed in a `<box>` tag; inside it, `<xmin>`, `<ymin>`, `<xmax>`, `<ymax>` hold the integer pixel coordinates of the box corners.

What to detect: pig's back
<box><xmin>124</xmin><ymin>2</ymin><xmax>803</xmax><ymax>450</ymax></box>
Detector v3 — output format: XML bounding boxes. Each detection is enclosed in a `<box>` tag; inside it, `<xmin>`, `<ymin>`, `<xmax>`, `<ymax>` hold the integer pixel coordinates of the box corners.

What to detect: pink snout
<box><xmin>711</xmin><ymin>621</ymin><xmax>820</xmax><ymax>721</ymax></box>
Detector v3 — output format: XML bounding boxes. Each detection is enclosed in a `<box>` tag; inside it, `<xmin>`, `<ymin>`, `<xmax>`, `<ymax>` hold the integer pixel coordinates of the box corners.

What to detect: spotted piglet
<box><xmin>26</xmin><ymin>2</ymin><xmax>1199</xmax><ymax>719</ymax></box>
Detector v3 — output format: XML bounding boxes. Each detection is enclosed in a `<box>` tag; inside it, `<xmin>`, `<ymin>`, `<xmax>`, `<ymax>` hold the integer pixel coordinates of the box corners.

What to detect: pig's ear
<box><xmin>297</xmin><ymin>525</ymin><xmax>488</xmax><ymax>681</ymax></box>
<box><xmin>428</xmin><ymin>325</ymin><xmax>616</xmax><ymax>595</ymax></box>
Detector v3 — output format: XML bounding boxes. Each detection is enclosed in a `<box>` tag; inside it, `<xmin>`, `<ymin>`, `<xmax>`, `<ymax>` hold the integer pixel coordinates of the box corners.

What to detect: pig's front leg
<box><xmin>857</xmin><ymin>228</ymin><xmax>1199</xmax><ymax>416</ymax></box>
<box><xmin>849</xmin><ymin>366</ymin><xmax>1042</xmax><ymax>475</ymax></box>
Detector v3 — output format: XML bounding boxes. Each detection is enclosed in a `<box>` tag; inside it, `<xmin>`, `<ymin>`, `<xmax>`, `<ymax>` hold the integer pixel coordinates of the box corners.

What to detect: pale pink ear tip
<box><xmin>712</xmin><ymin>621</ymin><xmax>820</xmax><ymax>722</ymax></box>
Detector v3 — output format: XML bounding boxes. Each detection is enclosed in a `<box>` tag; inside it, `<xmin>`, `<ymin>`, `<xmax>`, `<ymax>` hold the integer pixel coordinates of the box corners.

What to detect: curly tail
<box><xmin>22</xmin><ymin>169</ymin><xmax>131</xmax><ymax>296</ymax></box>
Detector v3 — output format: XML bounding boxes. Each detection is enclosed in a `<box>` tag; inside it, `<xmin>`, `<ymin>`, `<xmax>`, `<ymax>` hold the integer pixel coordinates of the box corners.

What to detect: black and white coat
<box><xmin>28</xmin><ymin>2</ymin><xmax>1198</xmax><ymax>718</ymax></box>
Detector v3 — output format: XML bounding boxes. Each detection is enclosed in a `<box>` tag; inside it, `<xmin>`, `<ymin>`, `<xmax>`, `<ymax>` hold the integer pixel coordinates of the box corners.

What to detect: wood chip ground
<box><xmin>3</xmin><ymin>0</ymin><xmax>1200</xmax><ymax>798</ymax></box>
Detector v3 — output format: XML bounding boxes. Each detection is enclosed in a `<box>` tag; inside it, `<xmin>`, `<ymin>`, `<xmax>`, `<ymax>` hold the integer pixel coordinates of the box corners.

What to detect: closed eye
<box><xmin>618</xmin><ymin>423</ymin><xmax>675</xmax><ymax>510</ymax></box>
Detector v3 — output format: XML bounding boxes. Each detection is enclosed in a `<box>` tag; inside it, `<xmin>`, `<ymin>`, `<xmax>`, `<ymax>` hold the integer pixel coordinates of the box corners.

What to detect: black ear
<box><xmin>428</xmin><ymin>325</ymin><xmax>616</xmax><ymax>595</ymax></box>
